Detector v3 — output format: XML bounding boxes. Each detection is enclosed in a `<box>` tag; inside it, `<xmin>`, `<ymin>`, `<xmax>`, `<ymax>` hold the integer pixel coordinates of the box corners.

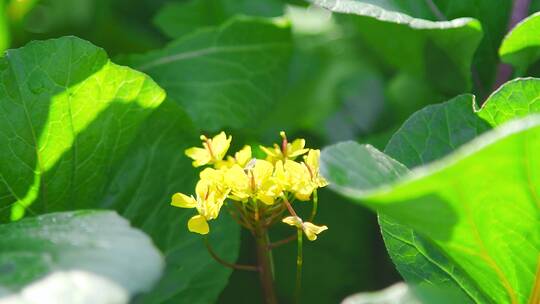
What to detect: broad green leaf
<box><xmin>321</xmin><ymin>115</ymin><xmax>540</xmax><ymax>303</ymax></box>
<box><xmin>342</xmin><ymin>282</ymin><xmax>421</xmax><ymax>304</ymax></box>
<box><xmin>126</xmin><ymin>17</ymin><xmax>292</xmax><ymax>131</ymax></box>
<box><xmin>0</xmin><ymin>210</ymin><xmax>163</xmax><ymax>303</ymax></box>
<box><xmin>380</xmin><ymin>78</ymin><xmax>540</xmax><ymax>304</ymax></box>
<box><xmin>0</xmin><ymin>36</ymin><xmax>165</xmax><ymax>220</ymax></box>
<box><xmin>380</xmin><ymin>96</ymin><xmax>490</xmax><ymax>304</ymax></box>
<box><xmin>385</xmin><ymin>79</ymin><xmax>540</xmax><ymax>303</ymax></box>
<box><xmin>309</xmin><ymin>0</ymin><xmax>483</xmax><ymax>96</ymax></box>
<box><xmin>385</xmin><ymin>94</ymin><xmax>491</xmax><ymax>167</ymax></box>
<box><xmin>500</xmin><ymin>12</ymin><xmax>540</xmax><ymax>73</ymax></box>
<box><xmin>0</xmin><ymin>37</ymin><xmax>241</xmax><ymax>303</ymax></box>
<box><xmin>154</xmin><ymin>0</ymin><xmax>284</xmax><ymax>39</ymax></box>
<box><xmin>101</xmin><ymin>100</ymin><xmax>241</xmax><ymax>304</ymax></box>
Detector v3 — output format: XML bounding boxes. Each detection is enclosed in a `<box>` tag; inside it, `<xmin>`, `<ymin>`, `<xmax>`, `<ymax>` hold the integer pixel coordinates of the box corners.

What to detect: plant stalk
<box><xmin>492</xmin><ymin>0</ymin><xmax>531</xmax><ymax>92</ymax></box>
<box><xmin>255</xmin><ymin>223</ymin><xmax>278</xmax><ymax>304</ymax></box>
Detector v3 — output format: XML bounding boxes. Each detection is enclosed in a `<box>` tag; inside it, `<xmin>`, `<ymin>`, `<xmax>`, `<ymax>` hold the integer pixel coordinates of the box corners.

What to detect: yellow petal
<box><xmin>303</xmin><ymin>222</ymin><xmax>328</xmax><ymax>241</ymax></box>
<box><xmin>282</xmin><ymin>216</ymin><xmax>302</xmax><ymax>228</ymax></box>
<box><xmin>260</xmin><ymin>145</ymin><xmax>280</xmax><ymax>158</ymax></box>
<box><xmin>171</xmin><ymin>193</ymin><xmax>197</xmax><ymax>208</ymax></box>
<box><xmin>253</xmin><ymin>159</ymin><xmax>274</xmax><ymax>184</ymax></box>
<box><xmin>185</xmin><ymin>147</ymin><xmax>211</xmax><ymax>167</ymax></box>
<box><xmin>195</xmin><ymin>179</ymin><xmax>212</xmax><ymax>199</ymax></box>
<box><xmin>257</xmin><ymin>193</ymin><xmax>275</xmax><ymax>205</ymax></box>
<box><xmin>304</xmin><ymin>149</ymin><xmax>320</xmax><ymax>170</ymax></box>
<box><xmin>224</xmin><ymin>165</ymin><xmax>250</xmax><ymax>197</ymax></box>
<box><xmin>288</xmin><ymin>138</ymin><xmax>308</xmax><ymax>158</ymax></box>
<box><xmin>188</xmin><ymin>215</ymin><xmax>210</xmax><ymax>234</ymax></box>
<box><xmin>200</xmin><ymin>167</ymin><xmax>224</xmax><ymax>183</ymax></box>
<box><xmin>235</xmin><ymin>145</ymin><xmax>252</xmax><ymax>167</ymax></box>
<box><xmin>211</xmin><ymin>131</ymin><xmax>232</xmax><ymax>160</ymax></box>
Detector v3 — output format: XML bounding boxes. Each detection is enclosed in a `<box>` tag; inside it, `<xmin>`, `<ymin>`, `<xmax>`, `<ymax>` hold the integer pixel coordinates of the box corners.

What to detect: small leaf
<box><xmin>499</xmin><ymin>12</ymin><xmax>540</xmax><ymax>72</ymax></box>
<box><xmin>0</xmin><ymin>210</ymin><xmax>164</xmax><ymax>304</ymax></box>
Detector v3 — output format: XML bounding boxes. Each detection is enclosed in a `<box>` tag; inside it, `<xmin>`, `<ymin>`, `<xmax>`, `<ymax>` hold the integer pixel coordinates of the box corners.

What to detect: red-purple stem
<box><xmin>492</xmin><ymin>0</ymin><xmax>531</xmax><ymax>92</ymax></box>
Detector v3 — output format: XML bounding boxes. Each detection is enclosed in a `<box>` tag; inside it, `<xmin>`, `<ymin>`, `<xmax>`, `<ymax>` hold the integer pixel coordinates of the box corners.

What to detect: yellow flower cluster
<box><xmin>171</xmin><ymin>131</ymin><xmax>328</xmax><ymax>240</ymax></box>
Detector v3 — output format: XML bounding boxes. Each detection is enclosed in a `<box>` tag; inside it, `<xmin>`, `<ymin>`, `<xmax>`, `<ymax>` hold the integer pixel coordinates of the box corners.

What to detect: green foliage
<box><xmin>154</xmin><ymin>0</ymin><xmax>284</xmax><ymax>39</ymax></box>
<box><xmin>0</xmin><ymin>36</ymin><xmax>239</xmax><ymax>304</ymax></box>
<box><xmin>0</xmin><ymin>210</ymin><xmax>163</xmax><ymax>302</ymax></box>
<box><xmin>126</xmin><ymin>17</ymin><xmax>292</xmax><ymax>131</ymax></box>
<box><xmin>321</xmin><ymin>78</ymin><xmax>540</xmax><ymax>303</ymax></box>
<box><xmin>309</xmin><ymin>0</ymin><xmax>483</xmax><ymax>96</ymax></box>
<box><xmin>1</xmin><ymin>1</ymin><xmax>540</xmax><ymax>303</ymax></box>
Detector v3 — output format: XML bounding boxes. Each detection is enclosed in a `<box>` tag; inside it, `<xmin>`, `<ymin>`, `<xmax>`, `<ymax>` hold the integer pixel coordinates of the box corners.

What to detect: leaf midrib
<box><xmin>136</xmin><ymin>43</ymin><xmax>289</xmax><ymax>71</ymax></box>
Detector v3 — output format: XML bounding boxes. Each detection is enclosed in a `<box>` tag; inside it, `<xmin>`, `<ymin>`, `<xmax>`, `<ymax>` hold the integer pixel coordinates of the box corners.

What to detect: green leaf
<box><xmin>309</xmin><ymin>0</ymin><xmax>483</xmax><ymax>96</ymax></box>
<box><xmin>154</xmin><ymin>0</ymin><xmax>284</xmax><ymax>39</ymax></box>
<box><xmin>0</xmin><ymin>36</ymin><xmax>241</xmax><ymax>303</ymax></box>
<box><xmin>385</xmin><ymin>94</ymin><xmax>491</xmax><ymax>167</ymax></box>
<box><xmin>342</xmin><ymin>282</ymin><xmax>421</xmax><ymax>304</ymax></box>
<box><xmin>0</xmin><ymin>36</ymin><xmax>165</xmax><ymax>220</ymax></box>
<box><xmin>500</xmin><ymin>12</ymin><xmax>540</xmax><ymax>73</ymax></box>
<box><xmin>379</xmin><ymin>78</ymin><xmax>540</xmax><ymax>304</ymax></box>
<box><xmin>0</xmin><ymin>210</ymin><xmax>163</xmax><ymax>303</ymax></box>
<box><xmin>322</xmin><ymin>115</ymin><xmax>540</xmax><ymax>303</ymax></box>
<box><xmin>101</xmin><ymin>100</ymin><xmax>241</xmax><ymax>304</ymax></box>
<box><xmin>126</xmin><ymin>17</ymin><xmax>292</xmax><ymax>131</ymax></box>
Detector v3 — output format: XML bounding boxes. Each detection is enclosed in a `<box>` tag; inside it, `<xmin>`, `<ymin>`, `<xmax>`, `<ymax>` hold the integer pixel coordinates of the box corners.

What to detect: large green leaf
<box><xmin>322</xmin><ymin>114</ymin><xmax>540</xmax><ymax>303</ymax></box>
<box><xmin>126</xmin><ymin>17</ymin><xmax>292</xmax><ymax>131</ymax></box>
<box><xmin>154</xmin><ymin>0</ymin><xmax>284</xmax><ymax>39</ymax></box>
<box><xmin>378</xmin><ymin>78</ymin><xmax>540</xmax><ymax>304</ymax></box>
<box><xmin>0</xmin><ymin>36</ymin><xmax>165</xmax><ymax>220</ymax></box>
<box><xmin>0</xmin><ymin>210</ymin><xmax>163</xmax><ymax>303</ymax></box>
<box><xmin>499</xmin><ymin>12</ymin><xmax>540</xmax><ymax>73</ymax></box>
<box><xmin>309</xmin><ymin>0</ymin><xmax>483</xmax><ymax>96</ymax></box>
<box><xmin>0</xmin><ymin>37</ymin><xmax>241</xmax><ymax>303</ymax></box>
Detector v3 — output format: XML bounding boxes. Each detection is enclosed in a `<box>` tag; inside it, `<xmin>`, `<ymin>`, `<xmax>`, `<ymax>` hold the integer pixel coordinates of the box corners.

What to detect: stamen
<box><xmin>303</xmin><ymin>161</ymin><xmax>314</xmax><ymax>180</ymax></box>
<box><xmin>204</xmin><ymin>137</ymin><xmax>216</xmax><ymax>160</ymax></box>
<box><xmin>280</xmin><ymin>131</ymin><xmax>288</xmax><ymax>157</ymax></box>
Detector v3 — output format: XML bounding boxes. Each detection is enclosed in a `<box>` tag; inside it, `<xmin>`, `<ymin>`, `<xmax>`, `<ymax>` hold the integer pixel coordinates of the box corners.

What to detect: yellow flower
<box><xmin>260</xmin><ymin>131</ymin><xmax>308</xmax><ymax>163</ymax></box>
<box><xmin>185</xmin><ymin>132</ymin><xmax>232</xmax><ymax>167</ymax></box>
<box><xmin>282</xmin><ymin>216</ymin><xmax>328</xmax><ymax>241</ymax></box>
<box><xmin>225</xmin><ymin>159</ymin><xmax>282</xmax><ymax>205</ymax></box>
<box><xmin>275</xmin><ymin>160</ymin><xmax>316</xmax><ymax>201</ymax></box>
<box><xmin>303</xmin><ymin>149</ymin><xmax>328</xmax><ymax>188</ymax></box>
<box><xmin>170</xmin><ymin>179</ymin><xmax>228</xmax><ymax>234</ymax></box>
<box><xmin>216</xmin><ymin>145</ymin><xmax>252</xmax><ymax>169</ymax></box>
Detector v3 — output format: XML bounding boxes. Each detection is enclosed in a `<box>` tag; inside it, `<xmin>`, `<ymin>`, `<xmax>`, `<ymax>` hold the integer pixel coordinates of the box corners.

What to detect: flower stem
<box><xmin>295</xmin><ymin>228</ymin><xmax>303</xmax><ymax>304</ymax></box>
<box><xmin>205</xmin><ymin>238</ymin><xmax>258</xmax><ymax>272</ymax></box>
<box><xmin>492</xmin><ymin>0</ymin><xmax>531</xmax><ymax>92</ymax></box>
<box><xmin>254</xmin><ymin>223</ymin><xmax>278</xmax><ymax>304</ymax></box>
